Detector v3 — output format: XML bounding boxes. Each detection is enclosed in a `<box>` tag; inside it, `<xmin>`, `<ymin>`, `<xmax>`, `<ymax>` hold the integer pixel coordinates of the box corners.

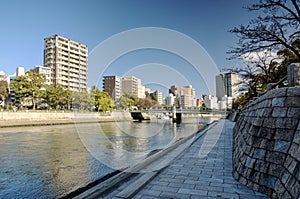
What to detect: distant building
<box><xmin>103</xmin><ymin>75</ymin><xmax>122</xmax><ymax>100</ymax></box>
<box><xmin>153</xmin><ymin>90</ymin><xmax>163</xmax><ymax>104</ymax></box>
<box><xmin>165</xmin><ymin>93</ymin><xmax>175</xmax><ymax>106</ymax></box>
<box><xmin>122</xmin><ymin>76</ymin><xmax>139</xmax><ymax>97</ymax></box>
<box><xmin>204</xmin><ymin>95</ymin><xmax>218</xmax><ymax>109</ymax></box>
<box><xmin>216</xmin><ymin>72</ymin><xmax>239</xmax><ymax>101</ymax></box>
<box><xmin>44</xmin><ymin>35</ymin><xmax>88</xmax><ymax>91</ymax></box>
<box><xmin>16</xmin><ymin>66</ymin><xmax>25</xmax><ymax>77</ymax></box>
<box><xmin>170</xmin><ymin>85</ymin><xmax>196</xmax><ymax>108</ymax></box>
<box><xmin>31</xmin><ymin>65</ymin><xmax>51</xmax><ymax>84</ymax></box>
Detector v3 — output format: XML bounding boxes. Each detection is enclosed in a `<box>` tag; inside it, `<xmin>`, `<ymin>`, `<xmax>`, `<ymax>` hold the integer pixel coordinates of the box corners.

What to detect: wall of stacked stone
<box><xmin>233</xmin><ymin>87</ymin><xmax>300</xmax><ymax>198</ymax></box>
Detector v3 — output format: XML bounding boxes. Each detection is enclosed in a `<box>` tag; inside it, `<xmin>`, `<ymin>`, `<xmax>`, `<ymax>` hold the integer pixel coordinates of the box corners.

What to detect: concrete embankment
<box><xmin>0</xmin><ymin>111</ymin><xmax>132</xmax><ymax>128</ymax></box>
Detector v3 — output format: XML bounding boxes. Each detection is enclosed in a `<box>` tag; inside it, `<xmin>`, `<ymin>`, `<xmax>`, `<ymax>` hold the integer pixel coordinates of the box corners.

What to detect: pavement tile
<box><xmin>178</xmin><ymin>188</ymin><xmax>208</xmax><ymax>196</ymax></box>
<box><xmin>159</xmin><ymin>191</ymin><xmax>191</xmax><ymax>199</ymax></box>
<box><xmin>133</xmin><ymin>120</ymin><xmax>268</xmax><ymax>199</ymax></box>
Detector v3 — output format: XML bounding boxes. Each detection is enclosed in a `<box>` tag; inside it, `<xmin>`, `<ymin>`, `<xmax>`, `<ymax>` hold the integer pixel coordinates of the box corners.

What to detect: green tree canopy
<box><xmin>11</xmin><ymin>71</ymin><xmax>46</xmax><ymax>109</ymax></box>
<box><xmin>43</xmin><ymin>84</ymin><xmax>73</xmax><ymax>110</ymax></box>
<box><xmin>0</xmin><ymin>80</ymin><xmax>8</xmax><ymax>105</ymax></box>
<box><xmin>94</xmin><ymin>89</ymin><xmax>114</xmax><ymax>112</ymax></box>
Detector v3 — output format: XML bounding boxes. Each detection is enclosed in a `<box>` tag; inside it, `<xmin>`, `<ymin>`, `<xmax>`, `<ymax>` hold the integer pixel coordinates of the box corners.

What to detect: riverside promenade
<box><xmin>105</xmin><ymin>120</ymin><xmax>269</xmax><ymax>199</ymax></box>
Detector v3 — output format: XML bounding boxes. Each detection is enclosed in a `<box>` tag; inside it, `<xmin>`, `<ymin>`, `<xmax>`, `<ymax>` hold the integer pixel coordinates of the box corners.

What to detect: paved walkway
<box><xmin>132</xmin><ymin>120</ymin><xmax>269</xmax><ymax>199</ymax></box>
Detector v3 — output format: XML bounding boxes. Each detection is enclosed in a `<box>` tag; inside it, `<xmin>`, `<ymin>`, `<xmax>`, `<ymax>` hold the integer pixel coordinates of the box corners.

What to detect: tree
<box><xmin>43</xmin><ymin>84</ymin><xmax>73</xmax><ymax>110</ymax></box>
<box><xmin>0</xmin><ymin>80</ymin><xmax>8</xmax><ymax>105</ymax></box>
<box><xmin>117</xmin><ymin>93</ymin><xmax>137</xmax><ymax>110</ymax></box>
<box><xmin>94</xmin><ymin>90</ymin><xmax>114</xmax><ymax>112</ymax></box>
<box><xmin>228</xmin><ymin>0</ymin><xmax>300</xmax><ymax>60</ymax></box>
<box><xmin>11</xmin><ymin>71</ymin><xmax>46</xmax><ymax>109</ymax></box>
<box><xmin>72</xmin><ymin>90</ymin><xmax>94</xmax><ymax>111</ymax></box>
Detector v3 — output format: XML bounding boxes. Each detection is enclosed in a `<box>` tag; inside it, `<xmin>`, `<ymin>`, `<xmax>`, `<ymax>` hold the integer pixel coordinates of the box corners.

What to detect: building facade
<box><xmin>44</xmin><ymin>35</ymin><xmax>88</xmax><ymax>91</ymax></box>
<box><xmin>122</xmin><ymin>76</ymin><xmax>139</xmax><ymax>97</ymax></box>
<box><xmin>31</xmin><ymin>65</ymin><xmax>51</xmax><ymax>84</ymax></box>
<box><xmin>103</xmin><ymin>75</ymin><xmax>122</xmax><ymax>100</ymax></box>
<box><xmin>216</xmin><ymin>72</ymin><xmax>239</xmax><ymax>101</ymax></box>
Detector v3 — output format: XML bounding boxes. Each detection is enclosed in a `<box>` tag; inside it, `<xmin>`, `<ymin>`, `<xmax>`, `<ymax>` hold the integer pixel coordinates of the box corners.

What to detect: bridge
<box><xmin>140</xmin><ymin>109</ymin><xmax>227</xmax><ymax>115</ymax></box>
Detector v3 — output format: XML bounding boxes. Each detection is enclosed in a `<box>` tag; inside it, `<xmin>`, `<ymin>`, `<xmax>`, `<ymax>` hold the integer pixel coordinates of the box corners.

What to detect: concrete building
<box><xmin>153</xmin><ymin>90</ymin><xmax>163</xmax><ymax>104</ymax></box>
<box><xmin>165</xmin><ymin>93</ymin><xmax>175</xmax><ymax>107</ymax></box>
<box><xmin>103</xmin><ymin>75</ymin><xmax>122</xmax><ymax>101</ymax></box>
<box><xmin>44</xmin><ymin>35</ymin><xmax>88</xmax><ymax>91</ymax></box>
<box><xmin>216</xmin><ymin>72</ymin><xmax>239</xmax><ymax>101</ymax></box>
<box><xmin>204</xmin><ymin>95</ymin><xmax>218</xmax><ymax>109</ymax></box>
<box><xmin>16</xmin><ymin>66</ymin><xmax>25</xmax><ymax>77</ymax></box>
<box><xmin>170</xmin><ymin>85</ymin><xmax>196</xmax><ymax>108</ymax></box>
<box><xmin>31</xmin><ymin>65</ymin><xmax>51</xmax><ymax>84</ymax></box>
<box><xmin>122</xmin><ymin>76</ymin><xmax>139</xmax><ymax>97</ymax></box>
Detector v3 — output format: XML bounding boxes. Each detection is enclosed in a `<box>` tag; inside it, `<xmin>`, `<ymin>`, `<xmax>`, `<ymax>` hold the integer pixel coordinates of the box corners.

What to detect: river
<box><xmin>0</xmin><ymin>117</ymin><xmax>218</xmax><ymax>198</ymax></box>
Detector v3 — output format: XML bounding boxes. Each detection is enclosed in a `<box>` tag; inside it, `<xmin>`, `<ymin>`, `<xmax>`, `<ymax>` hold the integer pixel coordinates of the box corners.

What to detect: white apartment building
<box><xmin>154</xmin><ymin>90</ymin><xmax>163</xmax><ymax>104</ymax></box>
<box><xmin>204</xmin><ymin>95</ymin><xmax>218</xmax><ymax>109</ymax></box>
<box><xmin>44</xmin><ymin>35</ymin><xmax>88</xmax><ymax>91</ymax></box>
<box><xmin>31</xmin><ymin>65</ymin><xmax>51</xmax><ymax>84</ymax></box>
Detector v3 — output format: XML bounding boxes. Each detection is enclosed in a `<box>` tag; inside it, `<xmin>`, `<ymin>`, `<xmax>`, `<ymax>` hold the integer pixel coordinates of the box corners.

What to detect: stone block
<box><xmin>266</xmin><ymin>151</ymin><xmax>286</xmax><ymax>164</ymax></box>
<box><xmin>289</xmin><ymin>143</ymin><xmax>300</xmax><ymax>162</ymax></box>
<box><xmin>285</xmin><ymin>96</ymin><xmax>300</xmax><ymax>107</ymax></box>
<box><xmin>287</xmin><ymin>108</ymin><xmax>300</xmax><ymax>118</ymax></box>
<box><xmin>254</xmin><ymin>160</ymin><xmax>268</xmax><ymax>173</ymax></box>
<box><xmin>245</xmin><ymin>157</ymin><xmax>256</xmax><ymax>168</ymax></box>
<box><xmin>268</xmin><ymin>87</ymin><xmax>287</xmax><ymax>98</ymax></box>
<box><xmin>275</xmin><ymin>129</ymin><xmax>295</xmax><ymax>142</ymax></box>
<box><xmin>284</xmin><ymin>156</ymin><xmax>293</xmax><ymax>169</ymax></box>
<box><xmin>272</xmin><ymin>107</ymin><xmax>288</xmax><ymax>117</ymax></box>
<box><xmin>259</xmin><ymin>174</ymin><xmax>277</xmax><ymax>188</ymax></box>
<box><xmin>290</xmin><ymin>180</ymin><xmax>300</xmax><ymax>199</ymax></box>
<box><xmin>258</xmin><ymin>127</ymin><xmax>275</xmax><ymax>139</ymax></box>
<box><xmin>253</xmin><ymin>148</ymin><xmax>266</xmax><ymax>160</ymax></box>
<box><xmin>262</xmin><ymin>107</ymin><xmax>273</xmax><ymax>117</ymax></box>
<box><xmin>274</xmin><ymin>140</ymin><xmax>291</xmax><ymax>153</ymax></box>
<box><xmin>263</xmin><ymin>118</ymin><xmax>275</xmax><ymax>128</ymax></box>
<box><xmin>274</xmin><ymin>180</ymin><xmax>286</xmax><ymax>198</ymax></box>
<box><xmin>268</xmin><ymin>163</ymin><xmax>283</xmax><ymax>177</ymax></box>
<box><xmin>287</xmin><ymin>63</ymin><xmax>300</xmax><ymax>87</ymax></box>
<box><xmin>294</xmin><ymin>130</ymin><xmax>300</xmax><ymax>144</ymax></box>
<box><xmin>282</xmin><ymin>190</ymin><xmax>292</xmax><ymax>198</ymax></box>
<box><xmin>287</xmin><ymin>86</ymin><xmax>300</xmax><ymax>96</ymax></box>
<box><xmin>276</xmin><ymin>118</ymin><xmax>299</xmax><ymax>130</ymax></box>
<box><xmin>281</xmin><ymin>170</ymin><xmax>291</xmax><ymax>184</ymax></box>
<box><xmin>260</xmin><ymin>138</ymin><xmax>275</xmax><ymax>151</ymax></box>
<box><xmin>272</xmin><ymin>97</ymin><xmax>286</xmax><ymax>107</ymax></box>
<box><xmin>287</xmin><ymin>159</ymin><xmax>297</xmax><ymax>174</ymax></box>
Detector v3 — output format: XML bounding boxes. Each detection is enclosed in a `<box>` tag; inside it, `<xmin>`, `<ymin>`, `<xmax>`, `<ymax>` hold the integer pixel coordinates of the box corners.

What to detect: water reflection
<box><xmin>0</xmin><ymin>118</ymin><xmax>214</xmax><ymax>198</ymax></box>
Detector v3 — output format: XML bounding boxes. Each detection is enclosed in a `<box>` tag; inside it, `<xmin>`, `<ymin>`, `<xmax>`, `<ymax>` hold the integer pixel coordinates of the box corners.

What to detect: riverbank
<box><xmin>0</xmin><ymin>111</ymin><xmax>132</xmax><ymax>128</ymax></box>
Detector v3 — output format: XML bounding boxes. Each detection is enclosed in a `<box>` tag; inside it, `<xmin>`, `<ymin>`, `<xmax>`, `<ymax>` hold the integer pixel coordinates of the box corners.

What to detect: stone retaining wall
<box><xmin>233</xmin><ymin>87</ymin><xmax>300</xmax><ymax>198</ymax></box>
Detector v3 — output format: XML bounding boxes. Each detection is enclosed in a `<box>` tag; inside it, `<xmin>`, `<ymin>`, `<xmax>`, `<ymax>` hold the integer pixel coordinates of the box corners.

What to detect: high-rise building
<box><xmin>122</xmin><ymin>76</ymin><xmax>139</xmax><ymax>97</ymax></box>
<box><xmin>31</xmin><ymin>65</ymin><xmax>51</xmax><ymax>85</ymax></box>
<box><xmin>44</xmin><ymin>35</ymin><xmax>88</xmax><ymax>91</ymax></box>
<box><xmin>216</xmin><ymin>72</ymin><xmax>238</xmax><ymax>101</ymax></box>
<box><xmin>103</xmin><ymin>75</ymin><xmax>122</xmax><ymax>100</ymax></box>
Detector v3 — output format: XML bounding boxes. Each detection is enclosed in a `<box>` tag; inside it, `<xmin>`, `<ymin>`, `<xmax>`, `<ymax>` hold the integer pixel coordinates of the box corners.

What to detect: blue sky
<box><xmin>0</xmin><ymin>0</ymin><xmax>254</xmax><ymax>97</ymax></box>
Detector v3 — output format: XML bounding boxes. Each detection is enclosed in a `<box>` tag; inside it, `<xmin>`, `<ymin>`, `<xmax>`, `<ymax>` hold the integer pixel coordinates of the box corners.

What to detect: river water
<box><xmin>0</xmin><ymin>117</ymin><xmax>218</xmax><ymax>198</ymax></box>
